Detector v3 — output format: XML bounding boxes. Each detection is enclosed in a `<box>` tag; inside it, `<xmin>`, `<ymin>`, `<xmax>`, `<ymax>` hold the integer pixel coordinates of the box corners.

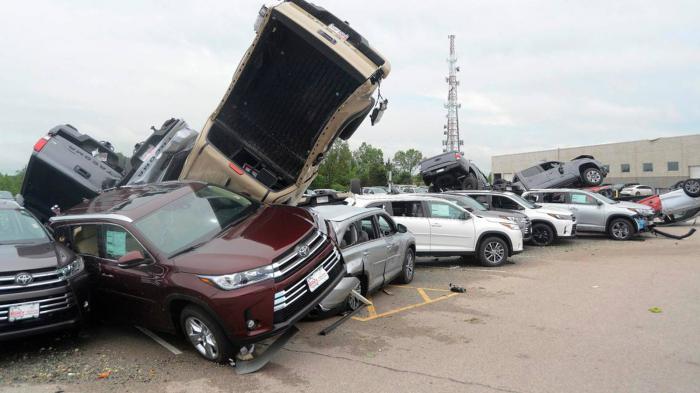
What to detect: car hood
<box><xmin>0</xmin><ymin>242</ymin><xmax>74</xmax><ymax>272</ymax></box>
<box><xmin>173</xmin><ymin>205</ymin><xmax>316</xmax><ymax>275</ymax></box>
<box><xmin>615</xmin><ymin>201</ymin><xmax>655</xmax><ymax>215</ymax></box>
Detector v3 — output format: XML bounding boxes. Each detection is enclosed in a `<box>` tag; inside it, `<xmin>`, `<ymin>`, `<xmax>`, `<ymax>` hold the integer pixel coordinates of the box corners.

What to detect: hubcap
<box><xmin>185</xmin><ymin>317</ymin><xmax>219</xmax><ymax>360</ymax></box>
<box><xmin>612</xmin><ymin>222</ymin><xmax>629</xmax><ymax>239</ymax></box>
<box><xmin>685</xmin><ymin>180</ymin><xmax>700</xmax><ymax>194</ymax></box>
<box><xmin>484</xmin><ymin>241</ymin><xmax>505</xmax><ymax>264</ymax></box>
<box><xmin>586</xmin><ymin>170</ymin><xmax>601</xmax><ymax>183</ymax></box>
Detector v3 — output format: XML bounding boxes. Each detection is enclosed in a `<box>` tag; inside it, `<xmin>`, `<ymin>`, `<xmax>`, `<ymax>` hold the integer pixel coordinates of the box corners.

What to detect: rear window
<box><xmin>520</xmin><ymin>166</ymin><xmax>543</xmax><ymax>178</ymax></box>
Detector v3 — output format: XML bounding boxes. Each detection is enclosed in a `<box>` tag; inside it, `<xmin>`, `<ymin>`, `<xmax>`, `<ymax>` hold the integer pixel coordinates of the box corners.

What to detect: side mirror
<box><xmin>596</xmin><ymin>200</ymin><xmax>603</xmax><ymax>206</ymax></box>
<box><xmin>117</xmin><ymin>250</ymin><xmax>147</xmax><ymax>269</ymax></box>
<box><xmin>396</xmin><ymin>223</ymin><xmax>408</xmax><ymax>233</ymax></box>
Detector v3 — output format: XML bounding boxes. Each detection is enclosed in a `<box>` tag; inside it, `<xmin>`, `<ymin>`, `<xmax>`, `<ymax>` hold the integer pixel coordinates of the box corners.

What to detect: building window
<box><xmin>643</xmin><ymin>163</ymin><xmax>653</xmax><ymax>172</ymax></box>
<box><xmin>667</xmin><ymin>161</ymin><xmax>679</xmax><ymax>171</ymax></box>
<box><xmin>621</xmin><ymin>164</ymin><xmax>630</xmax><ymax>173</ymax></box>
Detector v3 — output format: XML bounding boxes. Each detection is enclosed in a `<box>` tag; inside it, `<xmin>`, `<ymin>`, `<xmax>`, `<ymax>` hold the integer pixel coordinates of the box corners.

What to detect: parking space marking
<box><xmin>352</xmin><ymin>286</ymin><xmax>459</xmax><ymax>322</ymax></box>
<box><xmin>135</xmin><ymin>326</ymin><xmax>182</xmax><ymax>355</ymax></box>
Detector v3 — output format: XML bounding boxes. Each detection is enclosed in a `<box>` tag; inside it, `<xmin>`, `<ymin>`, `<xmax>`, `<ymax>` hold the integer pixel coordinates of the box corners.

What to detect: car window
<box><xmin>367</xmin><ymin>202</ymin><xmax>392</xmax><ymax>215</ymax></box>
<box><xmin>570</xmin><ymin>193</ymin><xmax>597</xmax><ymax>205</ymax></box>
<box><xmin>472</xmin><ymin>195</ymin><xmax>490</xmax><ymax>205</ymax></box>
<box><xmin>339</xmin><ymin>225</ymin><xmax>358</xmax><ymax>249</ymax></box>
<box><xmin>71</xmin><ymin>225</ymin><xmax>100</xmax><ymax>256</ymax></box>
<box><xmin>391</xmin><ymin>201</ymin><xmax>425</xmax><ymax>217</ymax></box>
<box><xmin>101</xmin><ymin>225</ymin><xmax>147</xmax><ymax>260</ymax></box>
<box><xmin>354</xmin><ymin>217</ymin><xmax>378</xmax><ymax>244</ymax></box>
<box><xmin>523</xmin><ymin>193</ymin><xmax>539</xmax><ymax>202</ymax></box>
<box><xmin>376</xmin><ymin>215</ymin><xmax>396</xmax><ymax>236</ymax></box>
<box><xmin>428</xmin><ymin>202</ymin><xmax>463</xmax><ymax>219</ymax></box>
<box><xmin>492</xmin><ymin>196</ymin><xmax>520</xmax><ymax>210</ymax></box>
<box><xmin>542</xmin><ymin>192</ymin><xmax>567</xmax><ymax>204</ymax></box>
<box><xmin>520</xmin><ymin>166</ymin><xmax>543</xmax><ymax>178</ymax></box>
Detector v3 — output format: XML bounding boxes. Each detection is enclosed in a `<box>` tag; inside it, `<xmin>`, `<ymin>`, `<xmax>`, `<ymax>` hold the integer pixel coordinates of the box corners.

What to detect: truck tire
<box><xmin>682</xmin><ymin>179</ymin><xmax>700</xmax><ymax>198</ymax></box>
<box><xmin>478</xmin><ymin>237</ymin><xmax>509</xmax><ymax>267</ymax></box>
<box><xmin>530</xmin><ymin>223</ymin><xmax>554</xmax><ymax>246</ymax></box>
<box><xmin>180</xmin><ymin>305</ymin><xmax>235</xmax><ymax>363</ymax></box>
<box><xmin>461</xmin><ymin>173</ymin><xmax>478</xmax><ymax>190</ymax></box>
<box><xmin>582</xmin><ymin>167</ymin><xmax>603</xmax><ymax>186</ymax></box>
<box><xmin>435</xmin><ymin>175</ymin><xmax>456</xmax><ymax>190</ymax></box>
<box><xmin>608</xmin><ymin>218</ymin><xmax>633</xmax><ymax>240</ymax></box>
<box><xmin>350</xmin><ymin>178</ymin><xmax>362</xmax><ymax>194</ymax></box>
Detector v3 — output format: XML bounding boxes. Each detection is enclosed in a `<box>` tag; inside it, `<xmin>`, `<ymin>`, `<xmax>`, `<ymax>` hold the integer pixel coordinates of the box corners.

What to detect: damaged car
<box><xmin>510</xmin><ymin>155</ymin><xmax>608</xmax><ymax>192</ymax></box>
<box><xmin>419</xmin><ymin>152</ymin><xmax>490</xmax><ymax>191</ymax></box>
<box><xmin>49</xmin><ymin>181</ymin><xmax>344</xmax><ymax>370</ymax></box>
<box><xmin>179</xmin><ymin>0</ymin><xmax>390</xmax><ymax>205</ymax></box>
<box><xmin>638</xmin><ymin>178</ymin><xmax>700</xmax><ymax>223</ymax></box>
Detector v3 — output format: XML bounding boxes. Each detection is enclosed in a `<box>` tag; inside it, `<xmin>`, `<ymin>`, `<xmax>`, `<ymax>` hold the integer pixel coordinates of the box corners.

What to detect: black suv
<box><xmin>420</xmin><ymin>152</ymin><xmax>490</xmax><ymax>191</ymax></box>
<box><xmin>0</xmin><ymin>199</ymin><xmax>90</xmax><ymax>341</ymax></box>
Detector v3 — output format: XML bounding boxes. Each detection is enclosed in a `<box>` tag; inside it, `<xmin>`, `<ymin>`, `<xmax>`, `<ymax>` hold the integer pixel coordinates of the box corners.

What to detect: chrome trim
<box><xmin>272</xmin><ymin>231</ymin><xmax>328</xmax><ymax>278</ymax></box>
<box><xmin>273</xmin><ymin>249</ymin><xmax>341</xmax><ymax>312</ymax></box>
<box><xmin>0</xmin><ymin>278</ymin><xmax>65</xmax><ymax>291</ymax></box>
<box><xmin>0</xmin><ymin>293</ymin><xmax>74</xmax><ymax>321</ymax></box>
<box><xmin>50</xmin><ymin>214</ymin><xmax>133</xmax><ymax>223</ymax></box>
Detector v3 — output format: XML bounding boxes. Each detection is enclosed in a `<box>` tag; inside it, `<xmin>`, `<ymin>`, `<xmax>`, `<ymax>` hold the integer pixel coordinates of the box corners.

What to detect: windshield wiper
<box><xmin>169</xmin><ymin>240</ymin><xmax>209</xmax><ymax>259</ymax></box>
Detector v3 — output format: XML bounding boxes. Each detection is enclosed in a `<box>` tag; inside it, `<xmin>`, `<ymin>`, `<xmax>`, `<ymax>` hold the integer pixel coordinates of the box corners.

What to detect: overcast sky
<box><xmin>1</xmin><ymin>0</ymin><xmax>699</xmax><ymax>174</ymax></box>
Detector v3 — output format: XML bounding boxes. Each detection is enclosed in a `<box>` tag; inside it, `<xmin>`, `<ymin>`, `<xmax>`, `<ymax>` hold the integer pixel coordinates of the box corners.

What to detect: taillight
<box><xmin>228</xmin><ymin>162</ymin><xmax>244</xmax><ymax>175</ymax></box>
<box><xmin>33</xmin><ymin>136</ymin><xmax>50</xmax><ymax>152</ymax></box>
<box><xmin>455</xmin><ymin>153</ymin><xmax>461</xmax><ymax>160</ymax></box>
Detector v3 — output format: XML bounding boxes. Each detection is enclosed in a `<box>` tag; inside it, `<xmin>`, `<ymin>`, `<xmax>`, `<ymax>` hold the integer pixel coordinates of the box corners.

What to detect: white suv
<box><xmin>455</xmin><ymin>190</ymin><xmax>576</xmax><ymax>246</ymax></box>
<box><xmin>348</xmin><ymin>195</ymin><xmax>523</xmax><ymax>267</ymax></box>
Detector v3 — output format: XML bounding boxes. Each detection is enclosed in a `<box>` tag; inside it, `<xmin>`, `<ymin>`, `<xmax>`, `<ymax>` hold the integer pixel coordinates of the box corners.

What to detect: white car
<box><xmin>456</xmin><ymin>190</ymin><xmax>576</xmax><ymax>246</ymax></box>
<box><xmin>620</xmin><ymin>184</ymin><xmax>655</xmax><ymax>197</ymax></box>
<box><xmin>348</xmin><ymin>194</ymin><xmax>523</xmax><ymax>267</ymax></box>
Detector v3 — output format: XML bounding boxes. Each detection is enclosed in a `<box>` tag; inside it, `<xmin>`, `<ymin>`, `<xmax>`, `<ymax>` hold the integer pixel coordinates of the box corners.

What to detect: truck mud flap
<box><xmin>233</xmin><ymin>325</ymin><xmax>299</xmax><ymax>375</ymax></box>
<box><xmin>651</xmin><ymin>227</ymin><xmax>696</xmax><ymax>240</ymax></box>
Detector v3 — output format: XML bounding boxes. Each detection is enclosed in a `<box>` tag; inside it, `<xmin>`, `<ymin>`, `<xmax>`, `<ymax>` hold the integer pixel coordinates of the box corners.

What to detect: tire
<box><xmin>396</xmin><ymin>247</ymin><xmax>415</xmax><ymax>284</ymax></box>
<box><xmin>530</xmin><ymin>223</ymin><xmax>554</xmax><ymax>246</ymax></box>
<box><xmin>608</xmin><ymin>218</ymin><xmax>634</xmax><ymax>241</ymax></box>
<box><xmin>180</xmin><ymin>305</ymin><xmax>235</xmax><ymax>363</ymax></box>
<box><xmin>582</xmin><ymin>167</ymin><xmax>603</xmax><ymax>186</ymax></box>
<box><xmin>682</xmin><ymin>179</ymin><xmax>700</xmax><ymax>198</ymax></box>
<box><xmin>478</xmin><ymin>237</ymin><xmax>509</xmax><ymax>267</ymax></box>
<box><xmin>435</xmin><ymin>175</ymin><xmax>456</xmax><ymax>190</ymax></box>
<box><xmin>346</xmin><ymin>279</ymin><xmax>363</xmax><ymax>311</ymax></box>
<box><xmin>461</xmin><ymin>173</ymin><xmax>478</xmax><ymax>190</ymax></box>
<box><xmin>350</xmin><ymin>178</ymin><xmax>362</xmax><ymax>194</ymax></box>
<box><xmin>635</xmin><ymin>191</ymin><xmax>641</xmax><ymax>196</ymax></box>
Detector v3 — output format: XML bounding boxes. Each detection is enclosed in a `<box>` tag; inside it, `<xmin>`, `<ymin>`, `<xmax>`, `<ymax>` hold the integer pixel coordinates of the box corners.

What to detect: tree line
<box><xmin>0</xmin><ymin>168</ymin><xmax>26</xmax><ymax>195</ymax></box>
<box><xmin>311</xmin><ymin>141</ymin><xmax>425</xmax><ymax>191</ymax></box>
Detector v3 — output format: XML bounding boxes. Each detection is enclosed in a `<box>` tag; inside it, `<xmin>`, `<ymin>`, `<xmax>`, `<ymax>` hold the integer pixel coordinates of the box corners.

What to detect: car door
<box><xmin>469</xmin><ymin>194</ymin><xmax>492</xmax><ymax>210</ymax></box>
<box><xmin>353</xmin><ymin>216</ymin><xmax>388</xmax><ymax>292</ymax></box>
<box><xmin>388</xmin><ymin>200</ymin><xmax>430</xmax><ymax>252</ymax></box>
<box><xmin>376</xmin><ymin>214</ymin><xmax>402</xmax><ymax>281</ymax></box>
<box><xmin>94</xmin><ymin>224</ymin><xmax>167</xmax><ymax>325</ymax></box>
<box><xmin>426</xmin><ymin>201</ymin><xmax>475</xmax><ymax>252</ymax></box>
<box><xmin>568</xmin><ymin>192</ymin><xmax>605</xmax><ymax>230</ymax></box>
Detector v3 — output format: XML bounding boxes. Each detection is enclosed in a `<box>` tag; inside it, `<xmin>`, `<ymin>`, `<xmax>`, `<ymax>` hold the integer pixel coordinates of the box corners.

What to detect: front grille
<box><xmin>571</xmin><ymin>224</ymin><xmax>577</xmax><ymax>235</ymax></box>
<box><xmin>0</xmin><ymin>291</ymin><xmax>75</xmax><ymax>329</ymax></box>
<box><xmin>273</xmin><ymin>248</ymin><xmax>343</xmax><ymax>324</ymax></box>
<box><xmin>272</xmin><ymin>231</ymin><xmax>329</xmax><ymax>281</ymax></box>
<box><xmin>0</xmin><ymin>268</ymin><xmax>65</xmax><ymax>293</ymax></box>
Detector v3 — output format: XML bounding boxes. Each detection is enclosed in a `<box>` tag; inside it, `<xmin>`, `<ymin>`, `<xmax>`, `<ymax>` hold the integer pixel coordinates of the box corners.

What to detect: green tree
<box><xmin>353</xmin><ymin>142</ymin><xmax>386</xmax><ymax>186</ymax></box>
<box><xmin>311</xmin><ymin>140</ymin><xmax>354</xmax><ymax>191</ymax></box>
<box><xmin>0</xmin><ymin>168</ymin><xmax>26</xmax><ymax>195</ymax></box>
<box><xmin>392</xmin><ymin>149</ymin><xmax>423</xmax><ymax>184</ymax></box>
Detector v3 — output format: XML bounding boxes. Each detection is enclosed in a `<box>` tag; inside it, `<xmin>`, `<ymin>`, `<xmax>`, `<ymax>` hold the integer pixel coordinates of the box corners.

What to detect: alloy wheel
<box><xmin>484</xmin><ymin>241</ymin><xmax>505</xmax><ymax>264</ymax></box>
<box><xmin>685</xmin><ymin>180</ymin><xmax>700</xmax><ymax>194</ymax></box>
<box><xmin>347</xmin><ymin>280</ymin><xmax>362</xmax><ymax>310</ymax></box>
<box><xmin>586</xmin><ymin>170</ymin><xmax>601</xmax><ymax>184</ymax></box>
<box><xmin>611</xmin><ymin>221</ymin><xmax>630</xmax><ymax>239</ymax></box>
<box><xmin>405</xmin><ymin>251</ymin><xmax>415</xmax><ymax>280</ymax></box>
<box><xmin>185</xmin><ymin>316</ymin><xmax>219</xmax><ymax>360</ymax></box>
<box><xmin>532</xmin><ymin>226</ymin><xmax>551</xmax><ymax>246</ymax></box>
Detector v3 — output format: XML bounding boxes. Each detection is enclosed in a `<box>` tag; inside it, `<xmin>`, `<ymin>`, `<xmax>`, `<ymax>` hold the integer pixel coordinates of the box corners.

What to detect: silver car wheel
<box><xmin>685</xmin><ymin>180</ymin><xmax>700</xmax><ymax>194</ymax></box>
<box><xmin>586</xmin><ymin>170</ymin><xmax>601</xmax><ymax>184</ymax></box>
<box><xmin>611</xmin><ymin>221</ymin><xmax>630</xmax><ymax>239</ymax></box>
<box><xmin>347</xmin><ymin>280</ymin><xmax>362</xmax><ymax>311</ymax></box>
<box><xmin>484</xmin><ymin>241</ymin><xmax>505</xmax><ymax>264</ymax></box>
<box><xmin>185</xmin><ymin>316</ymin><xmax>219</xmax><ymax>360</ymax></box>
<box><xmin>405</xmin><ymin>251</ymin><xmax>415</xmax><ymax>279</ymax></box>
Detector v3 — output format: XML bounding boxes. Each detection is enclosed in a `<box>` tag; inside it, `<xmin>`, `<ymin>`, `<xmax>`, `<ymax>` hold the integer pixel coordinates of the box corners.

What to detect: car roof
<box><xmin>448</xmin><ymin>190</ymin><xmax>517</xmax><ymax>197</ymax></box>
<box><xmin>310</xmin><ymin>205</ymin><xmax>381</xmax><ymax>222</ymax></box>
<box><xmin>53</xmin><ymin>181</ymin><xmax>206</xmax><ymax>223</ymax></box>
<box><xmin>0</xmin><ymin>199</ymin><xmax>21</xmax><ymax>209</ymax></box>
<box><xmin>524</xmin><ymin>188</ymin><xmax>593</xmax><ymax>193</ymax></box>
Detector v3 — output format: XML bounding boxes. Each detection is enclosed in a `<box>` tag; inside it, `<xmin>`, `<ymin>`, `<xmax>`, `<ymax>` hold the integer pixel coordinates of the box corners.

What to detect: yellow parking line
<box><xmin>365</xmin><ymin>302</ymin><xmax>378</xmax><ymax>318</ymax></box>
<box><xmin>352</xmin><ymin>292</ymin><xmax>459</xmax><ymax>322</ymax></box>
<box><xmin>388</xmin><ymin>285</ymin><xmax>452</xmax><ymax>292</ymax></box>
<box><xmin>416</xmin><ymin>288</ymin><xmax>432</xmax><ymax>303</ymax></box>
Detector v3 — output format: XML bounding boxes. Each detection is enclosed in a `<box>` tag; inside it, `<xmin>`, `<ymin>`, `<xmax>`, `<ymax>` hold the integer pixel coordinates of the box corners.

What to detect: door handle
<box><xmin>431</xmin><ymin>223</ymin><xmax>442</xmax><ymax>227</ymax></box>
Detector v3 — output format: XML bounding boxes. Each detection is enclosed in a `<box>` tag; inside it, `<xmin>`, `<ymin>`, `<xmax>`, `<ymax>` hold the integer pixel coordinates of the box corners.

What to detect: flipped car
<box><xmin>179</xmin><ymin>0</ymin><xmax>391</xmax><ymax>205</ymax></box>
<box><xmin>510</xmin><ymin>155</ymin><xmax>608</xmax><ymax>192</ymax></box>
<box><xmin>310</xmin><ymin>205</ymin><xmax>415</xmax><ymax>314</ymax></box>
<box><xmin>638</xmin><ymin>178</ymin><xmax>700</xmax><ymax>223</ymax></box>
<box><xmin>419</xmin><ymin>152</ymin><xmax>490</xmax><ymax>191</ymax></box>
<box><xmin>0</xmin><ymin>199</ymin><xmax>90</xmax><ymax>341</ymax></box>
<box><xmin>49</xmin><ymin>181</ymin><xmax>344</xmax><ymax>370</ymax></box>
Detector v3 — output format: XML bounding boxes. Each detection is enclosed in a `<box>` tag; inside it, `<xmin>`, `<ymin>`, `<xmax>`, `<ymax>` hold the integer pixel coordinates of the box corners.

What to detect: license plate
<box><xmin>306</xmin><ymin>266</ymin><xmax>329</xmax><ymax>293</ymax></box>
<box><xmin>635</xmin><ymin>217</ymin><xmax>646</xmax><ymax>230</ymax></box>
<box><xmin>8</xmin><ymin>302</ymin><xmax>40</xmax><ymax>322</ymax></box>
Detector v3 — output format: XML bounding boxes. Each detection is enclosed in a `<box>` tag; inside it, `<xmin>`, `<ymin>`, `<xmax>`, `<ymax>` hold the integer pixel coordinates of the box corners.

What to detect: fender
<box><xmin>475</xmin><ymin>231</ymin><xmax>514</xmax><ymax>256</ymax></box>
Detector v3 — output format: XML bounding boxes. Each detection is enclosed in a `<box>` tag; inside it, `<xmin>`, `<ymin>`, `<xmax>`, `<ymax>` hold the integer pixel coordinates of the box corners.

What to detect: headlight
<box><xmin>547</xmin><ymin>213</ymin><xmax>571</xmax><ymax>220</ymax></box>
<box><xmin>499</xmin><ymin>222</ymin><xmax>520</xmax><ymax>230</ymax></box>
<box><xmin>57</xmin><ymin>256</ymin><xmax>84</xmax><ymax>279</ymax></box>
<box><xmin>199</xmin><ymin>265</ymin><xmax>274</xmax><ymax>290</ymax></box>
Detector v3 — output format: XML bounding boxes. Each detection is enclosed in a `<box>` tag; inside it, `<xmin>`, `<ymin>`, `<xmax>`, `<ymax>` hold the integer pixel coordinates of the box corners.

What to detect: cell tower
<box><xmin>442</xmin><ymin>34</ymin><xmax>463</xmax><ymax>154</ymax></box>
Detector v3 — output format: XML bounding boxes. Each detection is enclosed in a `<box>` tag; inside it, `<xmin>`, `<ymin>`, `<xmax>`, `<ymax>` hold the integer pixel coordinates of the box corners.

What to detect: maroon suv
<box><xmin>49</xmin><ymin>181</ymin><xmax>344</xmax><ymax>368</ymax></box>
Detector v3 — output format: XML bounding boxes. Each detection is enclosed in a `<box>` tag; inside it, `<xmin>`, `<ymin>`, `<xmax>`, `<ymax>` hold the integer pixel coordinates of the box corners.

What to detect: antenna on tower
<box><xmin>442</xmin><ymin>35</ymin><xmax>463</xmax><ymax>154</ymax></box>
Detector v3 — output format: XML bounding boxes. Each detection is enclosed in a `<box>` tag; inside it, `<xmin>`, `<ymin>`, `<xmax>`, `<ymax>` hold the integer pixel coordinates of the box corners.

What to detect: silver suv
<box><xmin>522</xmin><ymin>189</ymin><xmax>655</xmax><ymax>241</ymax></box>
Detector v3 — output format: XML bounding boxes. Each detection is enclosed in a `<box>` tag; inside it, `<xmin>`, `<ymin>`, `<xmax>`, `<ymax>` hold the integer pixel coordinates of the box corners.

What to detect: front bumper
<box><xmin>555</xmin><ymin>221</ymin><xmax>577</xmax><ymax>238</ymax></box>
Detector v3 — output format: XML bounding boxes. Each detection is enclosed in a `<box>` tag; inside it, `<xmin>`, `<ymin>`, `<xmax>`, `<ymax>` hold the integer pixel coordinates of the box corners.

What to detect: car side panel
<box><xmin>392</xmin><ymin>216</ymin><xmax>430</xmax><ymax>253</ymax></box>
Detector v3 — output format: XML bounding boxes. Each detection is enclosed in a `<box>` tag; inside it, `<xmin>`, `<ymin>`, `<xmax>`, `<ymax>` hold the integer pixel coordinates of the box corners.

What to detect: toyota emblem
<box><xmin>14</xmin><ymin>272</ymin><xmax>34</xmax><ymax>286</ymax></box>
<box><xmin>296</xmin><ymin>245</ymin><xmax>310</xmax><ymax>258</ymax></box>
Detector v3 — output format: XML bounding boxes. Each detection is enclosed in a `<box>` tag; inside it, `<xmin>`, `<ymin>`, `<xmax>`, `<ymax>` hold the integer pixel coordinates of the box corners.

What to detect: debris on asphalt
<box><xmin>648</xmin><ymin>307</ymin><xmax>663</xmax><ymax>313</ymax></box>
<box><xmin>450</xmin><ymin>283</ymin><xmax>466</xmax><ymax>293</ymax></box>
<box><xmin>382</xmin><ymin>288</ymin><xmax>394</xmax><ymax>296</ymax></box>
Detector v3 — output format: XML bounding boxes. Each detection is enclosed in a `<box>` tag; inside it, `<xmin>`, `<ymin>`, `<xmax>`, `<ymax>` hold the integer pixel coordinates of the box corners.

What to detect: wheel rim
<box><xmin>347</xmin><ymin>281</ymin><xmax>362</xmax><ymax>310</ymax></box>
<box><xmin>685</xmin><ymin>180</ymin><xmax>700</xmax><ymax>194</ymax></box>
<box><xmin>611</xmin><ymin>221</ymin><xmax>630</xmax><ymax>239</ymax></box>
<box><xmin>532</xmin><ymin>226</ymin><xmax>550</xmax><ymax>245</ymax></box>
<box><xmin>484</xmin><ymin>241</ymin><xmax>505</xmax><ymax>264</ymax></box>
<box><xmin>405</xmin><ymin>251</ymin><xmax>415</xmax><ymax>279</ymax></box>
<box><xmin>586</xmin><ymin>170</ymin><xmax>601</xmax><ymax>184</ymax></box>
<box><xmin>185</xmin><ymin>317</ymin><xmax>219</xmax><ymax>360</ymax></box>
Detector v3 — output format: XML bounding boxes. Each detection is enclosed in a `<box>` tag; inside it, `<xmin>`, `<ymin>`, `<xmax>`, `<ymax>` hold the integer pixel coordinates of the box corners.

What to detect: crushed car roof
<box><xmin>310</xmin><ymin>205</ymin><xmax>381</xmax><ymax>222</ymax></box>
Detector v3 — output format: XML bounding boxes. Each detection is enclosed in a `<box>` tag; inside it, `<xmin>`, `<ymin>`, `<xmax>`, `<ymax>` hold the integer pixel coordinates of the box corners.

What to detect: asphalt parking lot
<box><xmin>2</xmin><ymin>222</ymin><xmax>699</xmax><ymax>393</ymax></box>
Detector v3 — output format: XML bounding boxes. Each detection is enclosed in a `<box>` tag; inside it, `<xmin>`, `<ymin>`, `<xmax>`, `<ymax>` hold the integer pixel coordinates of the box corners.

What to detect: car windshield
<box><xmin>440</xmin><ymin>195</ymin><xmax>487</xmax><ymax>211</ymax></box>
<box><xmin>508</xmin><ymin>194</ymin><xmax>538</xmax><ymax>209</ymax></box>
<box><xmin>0</xmin><ymin>209</ymin><xmax>49</xmax><ymax>245</ymax></box>
<box><xmin>134</xmin><ymin>186</ymin><xmax>258</xmax><ymax>256</ymax></box>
